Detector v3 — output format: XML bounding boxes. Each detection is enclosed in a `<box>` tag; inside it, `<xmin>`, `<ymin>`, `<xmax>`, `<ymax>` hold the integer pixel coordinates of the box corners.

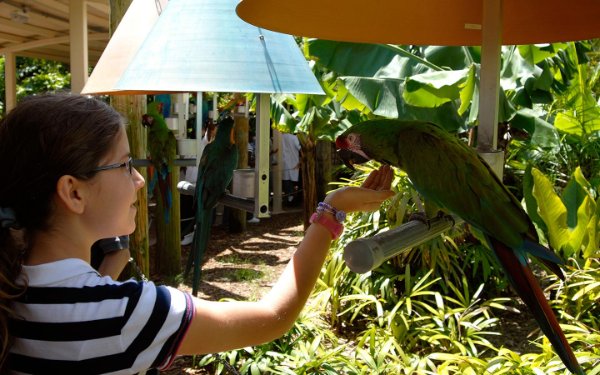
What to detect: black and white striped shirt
<box><xmin>8</xmin><ymin>259</ymin><xmax>194</xmax><ymax>374</ymax></box>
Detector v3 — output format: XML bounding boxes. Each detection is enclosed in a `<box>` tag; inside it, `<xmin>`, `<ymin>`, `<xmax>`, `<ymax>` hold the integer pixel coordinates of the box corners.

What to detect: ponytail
<box><xmin>0</xmin><ymin>224</ymin><xmax>26</xmax><ymax>370</ymax></box>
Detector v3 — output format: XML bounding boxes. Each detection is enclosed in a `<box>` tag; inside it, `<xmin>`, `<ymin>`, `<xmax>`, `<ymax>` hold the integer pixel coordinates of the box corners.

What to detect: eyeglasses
<box><xmin>92</xmin><ymin>156</ymin><xmax>133</xmax><ymax>175</ymax></box>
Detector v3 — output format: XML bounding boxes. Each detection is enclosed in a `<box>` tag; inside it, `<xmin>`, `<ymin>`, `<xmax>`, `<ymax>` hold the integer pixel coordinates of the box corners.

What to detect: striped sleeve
<box><xmin>8</xmin><ymin>280</ymin><xmax>194</xmax><ymax>374</ymax></box>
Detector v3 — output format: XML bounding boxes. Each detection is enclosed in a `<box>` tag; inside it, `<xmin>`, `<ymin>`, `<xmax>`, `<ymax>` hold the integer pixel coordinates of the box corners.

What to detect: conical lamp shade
<box><xmin>114</xmin><ymin>0</ymin><xmax>323</xmax><ymax>94</ymax></box>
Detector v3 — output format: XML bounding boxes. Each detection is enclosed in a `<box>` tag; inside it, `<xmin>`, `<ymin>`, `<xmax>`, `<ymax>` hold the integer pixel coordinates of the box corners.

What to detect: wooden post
<box><xmin>148</xmin><ymin>94</ymin><xmax>182</xmax><ymax>277</ymax></box>
<box><xmin>109</xmin><ymin>0</ymin><xmax>149</xmax><ymax>277</ymax></box>
<box><xmin>69</xmin><ymin>0</ymin><xmax>88</xmax><ymax>94</ymax></box>
<box><xmin>3</xmin><ymin>51</ymin><xmax>16</xmax><ymax>113</ymax></box>
<box><xmin>153</xmin><ymin>156</ymin><xmax>181</xmax><ymax>277</ymax></box>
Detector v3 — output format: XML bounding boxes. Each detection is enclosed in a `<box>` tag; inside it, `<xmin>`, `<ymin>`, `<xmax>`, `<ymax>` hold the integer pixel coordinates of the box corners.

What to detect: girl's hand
<box><xmin>324</xmin><ymin>165</ymin><xmax>394</xmax><ymax>214</ymax></box>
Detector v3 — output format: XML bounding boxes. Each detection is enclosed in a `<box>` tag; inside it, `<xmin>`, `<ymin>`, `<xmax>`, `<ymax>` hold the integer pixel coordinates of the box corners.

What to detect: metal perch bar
<box><xmin>344</xmin><ymin>215</ymin><xmax>464</xmax><ymax>273</ymax></box>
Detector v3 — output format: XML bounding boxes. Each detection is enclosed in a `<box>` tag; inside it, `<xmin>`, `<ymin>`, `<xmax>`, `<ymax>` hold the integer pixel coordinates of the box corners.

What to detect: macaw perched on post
<box><xmin>142</xmin><ymin>101</ymin><xmax>177</xmax><ymax>223</ymax></box>
<box><xmin>335</xmin><ymin>119</ymin><xmax>584</xmax><ymax>375</ymax></box>
<box><xmin>186</xmin><ymin>116</ymin><xmax>238</xmax><ymax>295</ymax></box>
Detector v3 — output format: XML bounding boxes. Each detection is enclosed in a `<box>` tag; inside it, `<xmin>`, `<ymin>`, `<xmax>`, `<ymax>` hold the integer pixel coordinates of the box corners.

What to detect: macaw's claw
<box><xmin>408</xmin><ymin>211</ymin><xmax>431</xmax><ymax>229</ymax></box>
<box><xmin>434</xmin><ymin>211</ymin><xmax>456</xmax><ymax>227</ymax></box>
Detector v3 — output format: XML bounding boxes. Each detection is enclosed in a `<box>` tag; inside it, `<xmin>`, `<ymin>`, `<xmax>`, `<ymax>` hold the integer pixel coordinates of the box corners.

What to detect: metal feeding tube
<box><xmin>343</xmin><ymin>215</ymin><xmax>463</xmax><ymax>273</ymax></box>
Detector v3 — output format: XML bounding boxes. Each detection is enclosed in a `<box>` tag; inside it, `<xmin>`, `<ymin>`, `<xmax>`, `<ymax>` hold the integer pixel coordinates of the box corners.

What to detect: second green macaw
<box><xmin>335</xmin><ymin>119</ymin><xmax>584</xmax><ymax>375</ymax></box>
<box><xmin>142</xmin><ymin>101</ymin><xmax>177</xmax><ymax>223</ymax></box>
<box><xmin>185</xmin><ymin>116</ymin><xmax>238</xmax><ymax>296</ymax></box>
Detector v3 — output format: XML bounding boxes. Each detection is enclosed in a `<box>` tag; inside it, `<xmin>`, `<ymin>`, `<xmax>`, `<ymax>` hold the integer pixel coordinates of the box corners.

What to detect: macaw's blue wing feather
<box><xmin>487</xmin><ymin>236</ymin><xmax>583</xmax><ymax>375</ymax></box>
<box><xmin>521</xmin><ymin>239</ymin><xmax>565</xmax><ymax>280</ymax></box>
<box><xmin>148</xmin><ymin>169</ymin><xmax>158</xmax><ymax>197</ymax></box>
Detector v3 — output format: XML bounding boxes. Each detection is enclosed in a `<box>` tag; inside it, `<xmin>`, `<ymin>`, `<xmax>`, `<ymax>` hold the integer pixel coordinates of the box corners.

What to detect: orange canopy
<box><xmin>236</xmin><ymin>0</ymin><xmax>599</xmax><ymax>46</ymax></box>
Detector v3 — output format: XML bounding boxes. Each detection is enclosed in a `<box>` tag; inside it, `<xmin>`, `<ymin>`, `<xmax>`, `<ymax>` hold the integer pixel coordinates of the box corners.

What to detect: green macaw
<box><xmin>142</xmin><ymin>101</ymin><xmax>177</xmax><ymax>222</ymax></box>
<box><xmin>335</xmin><ymin>119</ymin><xmax>584</xmax><ymax>375</ymax></box>
<box><xmin>185</xmin><ymin>116</ymin><xmax>238</xmax><ymax>295</ymax></box>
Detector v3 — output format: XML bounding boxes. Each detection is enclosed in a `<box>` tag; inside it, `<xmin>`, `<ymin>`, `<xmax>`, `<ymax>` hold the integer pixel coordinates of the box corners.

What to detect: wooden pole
<box><xmin>149</xmin><ymin>94</ymin><xmax>182</xmax><ymax>277</ymax></box>
<box><xmin>109</xmin><ymin>0</ymin><xmax>150</xmax><ymax>277</ymax></box>
<box><xmin>69</xmin><ymin>0</ymin><xmax>88</xmax><ymax>94</ymax></box>
<box><xmin>3</xmin><ymin>51</ymin><xmax>16</xmax><ymax>113</ymax></box>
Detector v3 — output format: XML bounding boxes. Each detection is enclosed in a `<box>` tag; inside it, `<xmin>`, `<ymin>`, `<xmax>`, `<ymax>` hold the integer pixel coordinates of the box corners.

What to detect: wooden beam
<box><xmin>0</xmin><ymin>32</ymin><xmax>27</xmax><ymax>43</ymax></box>
<box><xmin>0</xmin><ymin>17</ymin><xmax>58</xmax><ymax>37</ymax></box>
<box><xmin>0</xmin><ymin>32</ymin><xmax>107</xmax><ymax>54</ymax></box>
<box><xmin>70</xmin><ymin>0</ymin><xmax>88</xmax><ymax>93</ymax></box>
<box><xmin>18</xmin><ymin>49</ymin><xmax>69</xmax><ymax>63</ymax></box>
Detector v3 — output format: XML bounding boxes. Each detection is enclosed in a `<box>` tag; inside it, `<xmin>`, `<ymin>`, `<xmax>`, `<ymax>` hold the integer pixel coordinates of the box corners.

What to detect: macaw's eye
<box><xmin>347</xmin><ymin>134</ymin><xmax>356</xmax><ymax>144</ymax></box>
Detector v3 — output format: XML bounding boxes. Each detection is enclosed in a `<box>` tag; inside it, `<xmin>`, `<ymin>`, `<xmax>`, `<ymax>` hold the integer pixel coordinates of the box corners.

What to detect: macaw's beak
<box><xmin>337</xmin><ymin>149</ymin><xmax>369</xmax><ymax>171</ymax></box>
<box><xmin>141</xmin><ymin>114</ymin><xmax>153</xmax><ymax>127</ymax></box>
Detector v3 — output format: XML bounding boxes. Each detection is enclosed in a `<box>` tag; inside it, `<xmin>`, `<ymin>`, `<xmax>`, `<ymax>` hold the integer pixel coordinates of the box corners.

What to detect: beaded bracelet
<box><xmin>316</xmin><ymin>202</ymin><xmax>346</xmax><ymax>223</ymax></box>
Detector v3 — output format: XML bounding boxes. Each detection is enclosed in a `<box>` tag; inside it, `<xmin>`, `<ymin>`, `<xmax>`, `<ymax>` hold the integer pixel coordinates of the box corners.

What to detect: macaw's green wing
<box><xmin>396</xmin><ymin>122</ymin><xmax>530</xmax><ymax>248</ymax></box>
<box><xmin>396</xmin><ymin>122</ymin><xmax>564</xmax><ymax>273</ymax></box>
<box><xmin>195</xmin><ymin>143</ymin><xmax>238</xmax><ymax>211</ymax></box>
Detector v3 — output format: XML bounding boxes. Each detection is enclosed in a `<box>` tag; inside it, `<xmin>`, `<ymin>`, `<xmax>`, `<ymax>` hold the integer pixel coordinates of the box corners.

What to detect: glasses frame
<box><xmin>91</xmin><ymin>156</ymin><xmax>133</xmax><ymax>175</ymax></box>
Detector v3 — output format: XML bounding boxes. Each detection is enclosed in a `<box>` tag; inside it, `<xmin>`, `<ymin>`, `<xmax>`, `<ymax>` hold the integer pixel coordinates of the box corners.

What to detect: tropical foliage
<box><xmin>196</xmin><ymin>39</ymin><xmax>599</xmax><ymax>374</ymax></box>
<box><xmin>0</xmin><ymin>56</ymin><xmax>70</xmax><ymax>116</ymax></box>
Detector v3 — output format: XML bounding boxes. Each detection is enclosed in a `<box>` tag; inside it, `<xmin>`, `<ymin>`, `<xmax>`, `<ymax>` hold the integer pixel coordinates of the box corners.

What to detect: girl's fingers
<box><xmin>361</xmin><ymin>168</ymin><xmax>379</xmax><ymax>189</ymax></box>
<box><xmin>362</xmin><ymin>165</ymin><xmax>393</xmax><ymax>190</ymax></box>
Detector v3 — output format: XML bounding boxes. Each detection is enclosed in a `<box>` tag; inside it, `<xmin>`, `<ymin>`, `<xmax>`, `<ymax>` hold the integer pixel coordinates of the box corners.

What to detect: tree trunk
<box><xmin>229</xmin><ymin>114</ymin><xmax>250</xmax><ymax>233</ymax></box>
<box><xmin>298</xmin><ymin>133</ymin><xmax>317</xmax><ymax>229</ymax></box>
<box><xmin>316</xmin><ymin>140</ymin><xmax>332</xmax><ymax>202</ymax></box>
<box><xmin>109</xmin><ymin>0</ymin><xmax>149</xmax><ymax>278</ymax></box>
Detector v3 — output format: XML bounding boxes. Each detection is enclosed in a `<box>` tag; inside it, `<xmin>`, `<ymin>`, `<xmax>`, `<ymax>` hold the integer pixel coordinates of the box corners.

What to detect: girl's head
<box><xmin>0</xmin><ymin>94</ymin><xmax>138</xmax><ymax>367</ymax></box>
<box><xmin>0</xmin><ymin>93</ymin><xmax>127</xmax><ymax>236</ymax></box>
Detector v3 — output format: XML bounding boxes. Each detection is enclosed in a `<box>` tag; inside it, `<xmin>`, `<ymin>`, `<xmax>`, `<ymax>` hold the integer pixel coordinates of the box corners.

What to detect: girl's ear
<box><xmin>55</xmin><ymin>175</ymin><xmax>87</xmax><ymax>214</ymax></box>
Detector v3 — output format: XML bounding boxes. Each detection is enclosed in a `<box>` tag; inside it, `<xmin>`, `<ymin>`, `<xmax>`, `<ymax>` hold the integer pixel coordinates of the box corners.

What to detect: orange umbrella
<box><xmin>236</xmin><ymin>0</ymin><xmax>598</xmax><ymax>46</ymax></box>
<box><xmin>236</xmin><ymin>0</ymin><xmax>600</xmax><ymax>173</ymax></box>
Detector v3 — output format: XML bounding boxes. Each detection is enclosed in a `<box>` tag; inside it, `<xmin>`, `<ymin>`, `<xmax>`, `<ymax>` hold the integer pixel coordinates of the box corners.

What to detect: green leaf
<box><xmin>555</xmin><ymin>112</ymin><xmax>585</xmax><ymax>136</ymax></box>
<box><xmin>531</xmin><ymin>167</ymin><xmax>598</xmax><ymax>258</ymax></box>
<box><xmin>518</xmin><ymin>43</ymin><xmax>569</xmax><ymax>65</ymax></box>
<box><xmin>458</xmin><ymin>65</ymin><xmax>477</xmax><ymax>116</ymax></box>
<box><xmin>523</xmin><ymin>165</ymin><xmax>547</xmax><ymax>232</ymax></box>
<box><xmin>340</xmin><ymin>76</ymin><xmax>404</xmax><ymax>118</ymax></box>
<box><xmin>531</xmin><ymin>168</ymin><xmax>569</xmax><ymax>251</ymax></box>
<box><xmin>511</xmin><ymin>109</ymin><xmax>560</xmax><ymax>149</ymax></box>
<box><xmin>424</xmin><ymin>46</ymin><xmax>478</xmax><ymax>70</ymax></box>
<box><xmin>340</xmin><ymin>76</ymin><xmax>464</xmax><ymax>131</ymax></box>
<box><xmin>308</xmin><ymin>40</ymin><xmax>428</xmax><ymax>78</ymax></box>
<box><xmin>562</xmin><ymin>167</ymin><xmax>588</xmax><ymax>228</ymax></box>
<box><xmin>403</xmin><ymin>69</ymin><xmax>470</xmax><ymax>108</ymax></box>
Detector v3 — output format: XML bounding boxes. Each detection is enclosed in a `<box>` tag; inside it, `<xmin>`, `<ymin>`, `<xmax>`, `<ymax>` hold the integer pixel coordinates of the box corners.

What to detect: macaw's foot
<box><xmin>440</xmin><ymin>213</ymin><xmax>456</xmax><ymax>227</ymax></box>
<box><xmin>409</xmin><ymin>211</ymin><xmax>455</xmax><ymax>229</ymax></box>
<box><xmin>408</xmin><ymin>211</ymin><xmax>431</xmax><ymax>229</ymax></box>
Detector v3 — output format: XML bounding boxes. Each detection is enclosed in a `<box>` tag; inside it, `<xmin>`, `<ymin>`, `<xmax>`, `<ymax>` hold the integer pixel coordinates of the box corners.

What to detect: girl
<box><xmin>0</xmin><ymin>93</ymin><xmax>393</xmax><ymax>374</ymax></box>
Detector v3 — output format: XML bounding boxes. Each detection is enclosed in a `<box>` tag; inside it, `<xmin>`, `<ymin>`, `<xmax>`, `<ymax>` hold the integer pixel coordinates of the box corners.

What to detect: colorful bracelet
<box><xmin>310</xmin><ymin>212</ymin><xmax>344</xmax><ymax>240</ymax></box>
<box><xmin>316</xmin><ymin>202</ymin><xmax>346</xmax><ymax>223</ymax></box>
<box><xmin>310</xmin><ymin>202</ymin><xmax>346</xmax><ymax>240</ymax></box>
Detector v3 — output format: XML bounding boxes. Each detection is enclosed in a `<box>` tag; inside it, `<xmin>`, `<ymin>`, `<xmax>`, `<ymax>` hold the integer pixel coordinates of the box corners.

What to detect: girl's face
<box><xmin>83</xmin><ymin>127</ymin><xmax>145</xmax><ymax>239</ymax></box>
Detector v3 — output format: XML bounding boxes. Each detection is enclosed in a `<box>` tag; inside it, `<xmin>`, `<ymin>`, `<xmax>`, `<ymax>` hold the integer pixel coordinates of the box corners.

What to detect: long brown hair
<box><xmin>0</xmin><ymin>93</ymin><xmax>124</xmax><ymax>369</ymax></box>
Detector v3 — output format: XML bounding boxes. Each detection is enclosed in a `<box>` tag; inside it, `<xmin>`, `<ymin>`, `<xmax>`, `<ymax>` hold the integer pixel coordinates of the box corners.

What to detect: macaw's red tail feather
<box><xmin>490</xmin><ymin>237</ymin><xmax>584</xmax><ymax>375</ymax></box>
